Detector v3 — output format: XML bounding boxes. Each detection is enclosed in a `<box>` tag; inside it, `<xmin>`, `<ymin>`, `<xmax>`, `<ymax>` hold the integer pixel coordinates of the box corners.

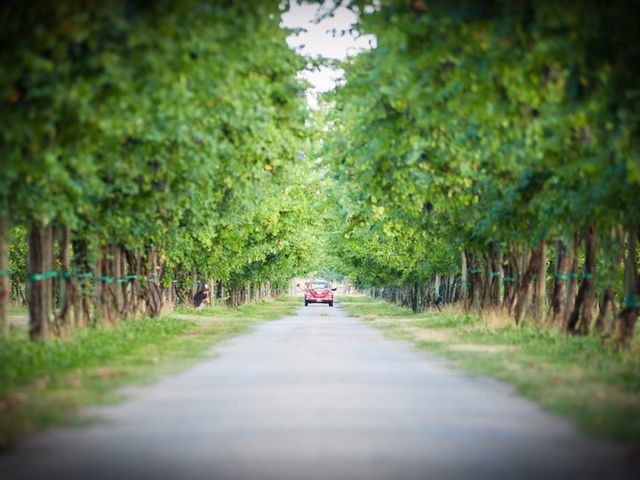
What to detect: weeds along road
<box><xmin>1</xmin><ymin>303</ymin><xmax>637</xmax><ymax>480</ymax></box>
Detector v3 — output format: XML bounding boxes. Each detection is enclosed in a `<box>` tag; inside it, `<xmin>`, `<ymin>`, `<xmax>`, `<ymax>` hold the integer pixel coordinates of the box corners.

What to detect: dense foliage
<box><xmin>2</xmin><ymin>0</ymin><xmax>639</xmax><ymax>347</ymax></box>
<box><xmin>0</xmin><ymin>1</ymin><xmax>320</xmax><ymax>338</ymax></box>
<box><xmin>324</xmin><ymin>0</ymin><xmax>640</xmax><ymax>344</ymax></box>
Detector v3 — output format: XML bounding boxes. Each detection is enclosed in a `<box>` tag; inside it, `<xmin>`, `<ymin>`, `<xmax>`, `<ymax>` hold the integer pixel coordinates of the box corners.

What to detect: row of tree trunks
<box><xmin>6</xmin><ymin>221</ymin><xmax>292</xmax><ymax>341</ymax></box>
<box><xmin>217</xmin><ymin>282</ymin><xmax>279</xmax><ymax>307</ymax></box>
<box><xmin>364</xmin><ymin>223</ymin><xmax>636</xmax><ymax>346</ymax></box>
<box><xmin>374</xmin><ymin>277</ymin><xmax>468</xmax><ymax>312</ymax></box>
<box><xmin>473</xmin><ymin>224</ymin><xmax>632</xmax><ymax>339</ymax></box>
<box><xmin>24</xmin><ymin>221</ymin><xmax>169</xmax><ymax>338</ymax></box>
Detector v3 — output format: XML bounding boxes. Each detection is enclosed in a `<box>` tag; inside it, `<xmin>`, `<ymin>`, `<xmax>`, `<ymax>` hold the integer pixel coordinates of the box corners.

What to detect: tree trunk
<box><xmin>489</xmin><ymin>248</ymin><xmax>502</xmax><ymax>307</ymax></box>
<box><xmin>56</xmin><ymin>226</ymin><xmax>76</xmax><ymax>333</ymax></box>
<box><xmin>72</xmin><ymin>239</ymin><xmax>92</xmax><ymax>327</ymax></box>
<box><xmin>125</xmin><ymin>250</ymin><xmax>138</xmax><ymax>316</ymax></box>
<box><xmin>480</xmin><ymin>254</ymin><xmax>491</xmax><ymax>308</ymax></box>
<box><xmin>503</xmin><ymin>249</ymin><xmax>519</xmax><ymax>312</ymax></box>
<box><xmin>145</xmin><ymin>247</ymin><xmax>163</xmax><ymax>317</ymax></box>
<box><xmin>615</xmin><ymin>226</ymin><xmax>639</xmax><ymax>347</ymax></box>
<box><xmin>114</xmin><ymin>246</ymin><xmax>125</xmax><ymax>320</ymax></box>
<box><xmin>514</xmin><ymin>242</ymin><xmax>544</xmax><ymax>325</ymax></box>
<box><xmin>460</xmin><ymin>251</ymin><xmax>467</xmax><ymax>302</ymax></box>
<box><xmin>96</xmin><ymin>245</ymin><xmax>115</xmax><ymax>324</ymax></box>
<box><xmin>0</xmin><ymin>217</ymin><xmax>8</xmax><ymax>335</ymax></box>
<box><xmin>121</xmin><ymin>248</ymin><xmax>132</xmax><ymax>318</ymax></box>
<box><xmin>567</xmin><ymin>224</ymin><xmax>597</xmax><ymax>334</ymax></box>
<box><xmin>565</xmin><ymin>232</ymin><xmax>580</xmax><ymax>321</ymax></box>
<box><xmin>189</xmin><ymin>270</ymin><xmax>198</xmax><ymax>307</ymax></box>
<box><xmin>466</xmin><ymin>253</ymin><xmax>481</xmax><ymax>310</ymax></box>
<box><xmin>595</xmin><ymin>226</ymin><xmax>624</xmax><ymax>334</ymax></box>
<box><xmin>531</xmin><ymin>241</ymin><xmax>547</xmax><ymax>323</ymax></box>
<box><xmin>411</xmin><ymin>282</ymin><xmax>418</xmax><ymax>312</ymax></box>
<box><xmin>594</xmin><ymin>287</ymin><xmax>613</xmax><ymax>334</ymax></box>
<box><xmin>551</xmin><ymin>239</ymin><xmax>569</xmax><ymax>324</ymax></box>
<box><xmin>45</xmin><ymin>225</ymin><xmax>56</xmax><ymax>333</ymax></box>
<box><xmin>28</xmin><ymin>223</ymin><xmax>54</xmax><ymax>341</ymax></box>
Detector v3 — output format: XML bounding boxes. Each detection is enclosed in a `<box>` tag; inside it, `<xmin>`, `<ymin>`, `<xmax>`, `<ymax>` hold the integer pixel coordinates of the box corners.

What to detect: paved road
<box><xmin>1</xmin><ymin>303</ymin><xmax>637</xmax><ymax>480</ymax></box>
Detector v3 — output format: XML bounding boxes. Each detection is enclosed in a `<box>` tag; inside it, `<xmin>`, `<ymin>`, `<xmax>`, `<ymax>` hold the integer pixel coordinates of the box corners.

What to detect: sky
<box><xmin>280</xmin><ymin>1</ymin><xmax>375</xmax><ymax>107</ymax></box>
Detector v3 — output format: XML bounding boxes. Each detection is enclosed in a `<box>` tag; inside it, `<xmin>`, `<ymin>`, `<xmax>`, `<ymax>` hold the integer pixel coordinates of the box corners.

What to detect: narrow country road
<box><xmin>1</xmin><ymin>303</ymin><xmax>637</xmax><ymax>480</ymax></box>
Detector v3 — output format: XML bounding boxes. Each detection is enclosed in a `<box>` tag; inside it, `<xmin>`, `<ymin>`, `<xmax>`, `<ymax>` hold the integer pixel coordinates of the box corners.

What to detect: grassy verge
<box><xmin>340</xmin><ymin>296</ymin><xmax>640</xmax><ymax>449</ymax></box>
<box><xmin>0</xmin><ymin>296</ymin><xmax>299</xmax><ymax>450</ymax></box>
<box><xmin>7</xmin><ymin>306</ymin><xmax>27</xmax><ymax>315</ymax></box>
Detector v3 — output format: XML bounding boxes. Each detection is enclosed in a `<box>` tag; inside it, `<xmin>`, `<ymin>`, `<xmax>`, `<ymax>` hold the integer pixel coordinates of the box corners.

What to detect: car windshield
<box><xmin>309</xmin><ymin>281</ymin><xmax>329</xmax><ymax>289</ymax></box>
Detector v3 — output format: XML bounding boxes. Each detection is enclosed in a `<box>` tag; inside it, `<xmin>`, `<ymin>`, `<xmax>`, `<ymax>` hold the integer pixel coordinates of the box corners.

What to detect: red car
<box><xmin>303</xmin><ymin>280</ymin><xmax>336</xmax><ymax>307</ymax></box>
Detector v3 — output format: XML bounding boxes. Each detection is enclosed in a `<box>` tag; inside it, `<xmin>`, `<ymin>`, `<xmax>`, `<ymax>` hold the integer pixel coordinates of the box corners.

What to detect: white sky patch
<box><xmin>281</xmin><ymin>1</ymin><xmax>375</xmax><ymax>108</ymax></box>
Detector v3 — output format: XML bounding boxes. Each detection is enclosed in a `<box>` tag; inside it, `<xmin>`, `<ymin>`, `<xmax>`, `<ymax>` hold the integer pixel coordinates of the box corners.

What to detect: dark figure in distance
<box><xmin>193</xmin><ymin>284</ymin><xmax>210</xmax><ymax>309</ymax></box>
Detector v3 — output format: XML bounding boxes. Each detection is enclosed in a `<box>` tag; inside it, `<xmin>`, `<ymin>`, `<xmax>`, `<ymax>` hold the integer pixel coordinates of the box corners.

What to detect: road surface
<box><xmin>1</xmin><ymin>303</ymin><xmax>637</xmax><ymax>480</ymax></box>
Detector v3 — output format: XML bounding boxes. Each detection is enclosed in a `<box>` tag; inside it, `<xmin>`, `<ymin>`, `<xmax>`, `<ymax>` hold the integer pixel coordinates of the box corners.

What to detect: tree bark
<box><xmin>489</xmin><ymin>248</ymin><xmax>502</xmax><ymax>307</ymax></box>
<box><xmin>466</xmin><ymin>253</ymin><xmax>481</xmax><ymax>310</ymax></box>
<box><xmin>56</xmin><ymin>226</ymin><xmax>76</xmax><ymax>333</ymax></box>
<box><xmin>595</xmin><ymin>226</ymin><xmax>624</xmax><ymax>334</ymax></box>
<box><xmin>480</xmin><ymin>254</ymin><xmax>491</xmax><ymax>308</ymax></box>
<box><xmin>514</xmin><ymin>242</ymin><xmax>544</xmax><ymax>325</ymax></box>
<box><xmin>551</xmin><ymin>239</ymin><xmax>569</xmax><ymax>324</ymax></box>
<box><xmin>615</xmin><ymin>226</ymin><xmax>639</xmax><ymax>347</ymax></box>
<box><xmin>114</xmin><ymin>246</ymin><xmax>125</xmax><ymax>320</ymax></box>
<box><xmin>411</xmin><ymin>282</ymin><xmax>418</xmax><ymax>312</ymax></box>
<box><xmin>72</xmin><ymin>239</ymin><xmax>92</xmax><ymax>327</ymax></box>
<box><xmin>28</xmin><ymin>223</ymin><xmax>54</xmax><ymax>341</ymax></box>
<box><xmin>567</xmin><ymin>224</ymin><xmax>597</xmax><ymax>334</ymax></box>
<box><xmin>503</xmin><ymin>249</ymin><xmax>519</xmax><ymax>312</ymax></box>
<box><xmin>594</xmin><ymin>287</ymin><xmax>614</xmax><ymax>334</ymax></box>
<box><xmin>531</xmin><ymin>241</ymin><xmax>547</xmax><ymax>323</ymax></box>
<box><xmin>144</xmin><ymin>247</ymin><xmax>163</xmax><ymax>317</ymax></box>
<box><xmin>96</xmin><ymin>245</ymin><xmax>115</xmax><ymax>324</ymax></box>
<box><xmin>460</xmin><ymin>251</ymin><xmax>467</xmax><ymax>302</ymax></box>
<box><xmin>125</xmin><ymin>250</ymin><xmax>143</xmax><ymax>315</ymax></box>
<box><xmin>565</xmin><ymin>232</ymin><xmax>580</xmax><ymax>320</ymax></box>
<box><xmin>45</xmin><ymin>225</ymin><xmax>55</xmax><ymax>334</ymax></box>
<box><xmin>0</xmin><ymin>217</ymin><xmax>9</xmax><ymax>335</ymax></box>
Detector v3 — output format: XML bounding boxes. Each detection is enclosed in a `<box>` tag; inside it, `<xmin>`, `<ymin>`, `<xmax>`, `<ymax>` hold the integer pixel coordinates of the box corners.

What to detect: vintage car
<box><xmin>302</xmin><ymin>280</ymin><xmax>337</xmax><ymax>307</ymax></box>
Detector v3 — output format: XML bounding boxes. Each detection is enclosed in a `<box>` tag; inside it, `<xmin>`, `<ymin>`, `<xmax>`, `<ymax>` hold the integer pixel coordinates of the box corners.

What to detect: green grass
<box><xmin>340</xmin><ymin>296</ymin><xmax>640</xmax><ymax>449</ymax></box>
<box><xmin>7</xmin><ymin>306</ymin><xmax>27</xmax><ymax>315</ymax></box>
<box><xmin>173</xmin><ymin>298</ymin><xmax>298</xmax><ymax>320</ymax></box>
<box><xmin>0</xmin><ymin>296</ymin><xmax>299</xmax><ymax>450</ymax></box>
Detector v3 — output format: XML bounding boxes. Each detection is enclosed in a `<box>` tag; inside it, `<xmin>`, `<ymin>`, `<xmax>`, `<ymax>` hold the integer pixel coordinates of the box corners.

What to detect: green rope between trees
<box><xmin>623</xmin><ymin>294</ymin><xmax>640</xmax><ymax>309</ymax></box>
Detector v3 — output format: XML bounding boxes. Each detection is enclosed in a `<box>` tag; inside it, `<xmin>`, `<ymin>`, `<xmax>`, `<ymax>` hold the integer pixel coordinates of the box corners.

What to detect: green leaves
<box><xmin>1</xmin><ymin>0</ymin><xmax>318</xmax><ymax>292</ymax></box>
<box><xmin>323</xmin><ymin>0</ymin><xmax>640</xmax><ymax>290</ymax></box>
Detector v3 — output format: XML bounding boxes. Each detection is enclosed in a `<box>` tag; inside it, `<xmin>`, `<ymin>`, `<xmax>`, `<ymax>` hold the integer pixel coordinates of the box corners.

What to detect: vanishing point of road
<box><xmin>1</xmin><ymin>303</ymin><xmax>638</xmax><ymax>480</ymax></box>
